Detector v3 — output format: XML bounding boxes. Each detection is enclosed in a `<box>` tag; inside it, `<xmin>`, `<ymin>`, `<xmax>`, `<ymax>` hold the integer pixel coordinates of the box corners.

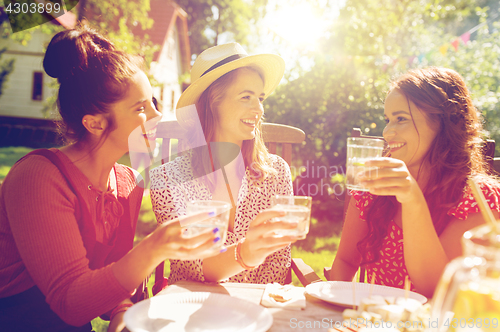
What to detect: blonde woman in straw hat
<box><xmin>150</xmin><ymin>43</ymin><xmax>299</xmax><ymax>284</ymax></box>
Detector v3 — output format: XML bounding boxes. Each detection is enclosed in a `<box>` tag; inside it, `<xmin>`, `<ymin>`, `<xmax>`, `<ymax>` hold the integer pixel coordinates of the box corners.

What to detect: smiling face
<box><xmin>107</xmin><ymin>71</ymin><xmax>162</xmax><ymax>154</ymax></box>
<box><xmin>383</xmin><ymin>89</ymin><xmax>440</xmax><ymax>172</ymax></box>
<box><xmin>213</xmin><ymin>68</ymin><xmax>265</xmax><ymax>147</ymax></box>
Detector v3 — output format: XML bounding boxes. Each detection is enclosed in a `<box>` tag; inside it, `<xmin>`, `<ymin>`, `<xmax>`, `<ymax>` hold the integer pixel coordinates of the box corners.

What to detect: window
<box><xmin>167</xmin><ymin>38</ymin><xmax>175</xmax><ymax>59</ymax></box>
<box><xmin>32</xmin><ymin>72</ymin><xmax>43</xmax><ymax>101</ymax></box>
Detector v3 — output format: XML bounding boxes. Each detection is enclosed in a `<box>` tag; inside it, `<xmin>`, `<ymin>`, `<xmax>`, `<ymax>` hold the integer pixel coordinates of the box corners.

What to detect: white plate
<box><xmin>124</xmin><ymin>292</ymin><xmax>273</xmax><ymax>332</ymax></box>
<box><xmin>305</xmin><ymin>281</ymin><xmax>427</xmax><ymax>308</ymax></box>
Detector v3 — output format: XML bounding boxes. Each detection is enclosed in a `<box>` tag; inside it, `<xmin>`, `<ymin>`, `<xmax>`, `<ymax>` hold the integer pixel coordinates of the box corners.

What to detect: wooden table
<box><xmin>157</xmin><ymin>280</ymin><xmax>349</xmax><ymax>332</ymax></box>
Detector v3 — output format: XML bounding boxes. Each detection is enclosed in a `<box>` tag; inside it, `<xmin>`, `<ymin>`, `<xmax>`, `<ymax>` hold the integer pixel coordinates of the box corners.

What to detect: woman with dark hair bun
<box><xmin>0</xmin><ymin>28</ymin><xmax>221</xmax><ymax>332</ymax></box>
<box><xmin>331</xmin><ymin>67</ymin><xmax>500</xmax><ymax>297</ymax></box>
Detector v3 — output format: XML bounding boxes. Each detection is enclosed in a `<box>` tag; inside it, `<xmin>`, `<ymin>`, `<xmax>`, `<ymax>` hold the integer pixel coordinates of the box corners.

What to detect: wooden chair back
<box><xmin>156</xmin><ymin>121</ymin><xmax>305</xmax><ymax>165</ymax></box>
<box><xmin>151</xmin><ymin>121</ymin><xmax>314</xmax><ymax>291</ymax></box>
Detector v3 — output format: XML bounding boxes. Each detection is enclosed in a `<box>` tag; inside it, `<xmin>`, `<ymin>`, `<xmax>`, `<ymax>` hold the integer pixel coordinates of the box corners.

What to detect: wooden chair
<box><xmin>483</xmin><ymin>139</ymin><xmax>500</xmax><ymax>174</ymax></box>
<box><xmin>323</xmin><ymin>128</ymin><xmax>497</xmax><ymax>283</ymax></box>
<box><xmin>151</xmin><ymin>121</ymin><xmax>322</xmax><ymax>294</ymax></box>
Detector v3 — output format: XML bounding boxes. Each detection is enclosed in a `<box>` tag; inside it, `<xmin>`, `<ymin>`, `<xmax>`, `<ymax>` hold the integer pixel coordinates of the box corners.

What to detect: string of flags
<box><xmin>324</xmin><ymin>12</ymin><xmax>498</xmax><ymax>72</ymax></box>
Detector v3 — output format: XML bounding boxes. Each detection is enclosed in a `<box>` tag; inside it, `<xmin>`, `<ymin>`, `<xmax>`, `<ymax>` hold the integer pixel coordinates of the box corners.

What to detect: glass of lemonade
<box><xmin>185</xmin><ymin>200</ymin><xmax>231</xmax><ymax>252</ymax></box>
<box><xmin>346</xmin><ymin>137</ymin><xmax>385</xmax><ymax>191</ymax></box>
<box><xmin>269</xmin><ymin>195</ymin><xmax>312</xmax><ymax>239</ymax></box>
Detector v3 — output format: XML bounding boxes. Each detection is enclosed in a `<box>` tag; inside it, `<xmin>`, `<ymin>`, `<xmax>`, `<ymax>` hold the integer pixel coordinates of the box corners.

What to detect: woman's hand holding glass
<box><xmin>150</xmin><ymin>211</ymin><xmax>223</xmax><ymax>261</ymax></box>
<box><xmin>357</xmin><ymin>158</ymin><xmax>422</xmax><ymax>204</ymax></box>
<box><xmin>238</xmin><ymin>210</ymin><xmax>299</xmax><ymax>268</ymax></box>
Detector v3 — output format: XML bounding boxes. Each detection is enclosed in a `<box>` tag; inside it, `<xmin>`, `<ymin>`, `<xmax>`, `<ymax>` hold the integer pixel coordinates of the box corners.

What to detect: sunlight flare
<box><xmin>267</xmin><ymin>3</ymin><xmax>330</xmax><ymax>47</ymax></box>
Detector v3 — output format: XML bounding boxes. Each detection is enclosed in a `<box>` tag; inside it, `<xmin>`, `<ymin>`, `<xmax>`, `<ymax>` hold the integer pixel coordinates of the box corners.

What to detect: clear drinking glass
<box><xmin>269</xmin><ymin>195</ymin><xmax>312</xmax><ymax>240</ymax></box>
<box><xmin>185</xmin><ymin>200</ymin><xmax>231</xmax><ymax>252</ymax></box>
<box><xmin>345</xmin><ymin>137</ymin><xmax>385</xmax><ymax>191</ymax></box>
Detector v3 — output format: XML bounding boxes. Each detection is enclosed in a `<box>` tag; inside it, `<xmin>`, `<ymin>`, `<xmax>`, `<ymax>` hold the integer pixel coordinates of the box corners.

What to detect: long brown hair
<box><xmin>357</xmin><ymin>67</ymin><xmax>496</xmax><ymax>264</ymax></box>
<box><xmin>190</xmin><ymin>67</ymin><xmax>275</xmax><ymax>190</ymax></box>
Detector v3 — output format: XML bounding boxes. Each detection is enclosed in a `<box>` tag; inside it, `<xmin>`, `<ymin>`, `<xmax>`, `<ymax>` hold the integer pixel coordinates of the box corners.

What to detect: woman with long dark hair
<box><xmin>0</xmin><ymin>28</ymin><xmax>219</xmax><ymax>332</ymax></box>
<box><xmin>150</xmin><ymin>43</ymin><xmax>298</xmax><ymax>285</ymax></box>
<box><xmin>330</xmin><ymin>67</ymin><xmax>500</xmax><ymax>297</ymax></box>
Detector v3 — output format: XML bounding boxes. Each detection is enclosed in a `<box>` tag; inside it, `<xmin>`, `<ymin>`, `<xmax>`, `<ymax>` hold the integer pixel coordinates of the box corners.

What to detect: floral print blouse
<box><xmin>150</xmin><ymin>153</ymin><xmax>293</xmax><ymax>284</ymax></box>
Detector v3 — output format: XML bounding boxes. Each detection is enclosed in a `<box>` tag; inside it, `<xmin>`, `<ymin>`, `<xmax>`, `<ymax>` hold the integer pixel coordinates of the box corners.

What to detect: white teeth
<box><xmin>390</xmin><ymin>142</ymin><xmax>405</xmax><ymax>149</ymax></box>
<box><xmin>241</xmin><ymin>119</ymin><xmax>256</xmax><ymax>125</ymax></box>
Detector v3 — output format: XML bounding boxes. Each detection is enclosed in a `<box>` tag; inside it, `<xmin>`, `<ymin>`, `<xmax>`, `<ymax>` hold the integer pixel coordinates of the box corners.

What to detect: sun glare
<box><xmin>268</xmin><ymin>3</ymin><xmax>330</xmax><ymax>47</ymax></box>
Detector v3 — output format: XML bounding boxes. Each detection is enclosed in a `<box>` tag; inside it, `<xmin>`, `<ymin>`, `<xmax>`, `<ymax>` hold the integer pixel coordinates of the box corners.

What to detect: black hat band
<box><xmin>201</xmin><ymin>54</ymin><xmax>247</xmax><ymax>77</ymax></box>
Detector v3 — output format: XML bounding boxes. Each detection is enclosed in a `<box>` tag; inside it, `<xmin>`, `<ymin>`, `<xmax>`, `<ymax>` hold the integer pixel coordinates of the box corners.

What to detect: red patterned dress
<box><xmin>353</xmin><ymin>181</ymin><xmax>500</xmax><ymax>291</ymax></box>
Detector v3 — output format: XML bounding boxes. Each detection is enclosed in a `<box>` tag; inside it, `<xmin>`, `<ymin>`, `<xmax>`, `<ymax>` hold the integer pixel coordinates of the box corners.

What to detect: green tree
<box><xmin>0</xmin><ymin>47</ymin><xmax>14</xmax><ymax>96</ymax></box>
<box><xmin>176</xmin><ymin>0</ymin><xmax>268</xmax><ymax>56</ymax></box>
<box><xmin>78</xmin><ymin>0</ymin><xmax>157</xmax><ymax>60</ymax></box>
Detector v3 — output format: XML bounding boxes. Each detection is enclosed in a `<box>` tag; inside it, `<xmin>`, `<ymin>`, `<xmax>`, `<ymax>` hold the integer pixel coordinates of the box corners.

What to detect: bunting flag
<box><xmin>439</xmin><ymin>44</ymin><xmax>449</xmax><ymax>55</ymax></box>
<box><xmin>461</xmin><ymin>32</ymin><xmax>471</xmax><ymax>44</ymax></box>
<box><xmin>322</xmin><ymin>14</ymin><xmax>495</xmax><ymax>72</ymax></box>
<box><xmin>377</xmin><ymin>17</ymin><xmax>491</xmax><ymax>70</ymax></box>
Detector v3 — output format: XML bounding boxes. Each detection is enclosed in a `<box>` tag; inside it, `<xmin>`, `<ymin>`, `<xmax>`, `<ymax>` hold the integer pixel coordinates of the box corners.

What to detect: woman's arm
<box><xmin>399</xmin><ymin>191</ymin><xmax>450</xmax><ymax>297</ymax></box>
<box><xmin>202</xmin><ymin>210</ymin><xmax>298</xmax><ymax>282</ymax></box>
<box><xmin>250</xmin><ymin>155</ymin><xmax>293</xmax><ymax>284</ymax></box>
<box><xmin>111</xmin><ymin>213</ymin><xmax>221</xmax><ymax>290</ymax></box>
<box><xmin>401</xmin><ymin>195</ymin><xmax>498</xmax><ymax>297</ymax></box>
<box><xmin>4</xmin><ymin>157</ymin><xmax>218</xmax><ymax>326</ymax></box>
<box><xmin>439</xmin><ymin>210</ymin><xmax>499</xmax><ymax>261</ymax></box>
<box><xmin>330</xmin><ymin>196</ymin><xmax>367</xmax><ymax>281</ymax></box>
<box><xmin>107</xmin><ymin>298</ymin><xmax>133</xmax><ymax>332</ymax></box>
<box><xmin>4</xmin><ymin>158</ymin><xmax>131</xmax><ymax>326</ymax></box>
<box><xmin>359</xmin><ymin>158</ymin><xmax>498</xmax><ymax>297</ymax></box>
<box><xmin>359</xmin><ymin>158</ymin><xmax>448</xmax><ymax>296</ymax></box>
<box><xmin>203</xmin><ymin>155</ymin><xmax>297</xmax><ymax>283</ymax></box>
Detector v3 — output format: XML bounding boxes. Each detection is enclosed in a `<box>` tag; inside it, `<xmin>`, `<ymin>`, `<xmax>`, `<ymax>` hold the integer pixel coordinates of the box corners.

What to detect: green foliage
<box><xmin>134</xmin><ymin>195</ymin><xmax>157</xmax><ymax>245</ymax></box>
<box><xmin>175</xmin><ymin>0</ymin><xmax>268</xmax><ymax>56</ymax></box>
<box><xmin>435</xmin><ymin>20</ymin><xmax>500</xmax><ymax>153</ymax></box>
<box><xmin>0</xmin><ymin>47</ymin><xmax>13</xmax><ymax>96</ymax></box>
<box><xmin>0</xmin><ymin>147</ymin><xmax>33</xmax><ymax>181</ymax></box>
<box><xmin>81</xmin><ymin>0</ymin><xmax>158</xmax><ymax>63</ymax></box>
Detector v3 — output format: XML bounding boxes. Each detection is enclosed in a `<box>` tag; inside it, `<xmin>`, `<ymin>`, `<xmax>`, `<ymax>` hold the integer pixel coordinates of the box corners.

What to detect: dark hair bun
<box><xmin>43</xmin><ymin>28</ymin><xmax>115</xmax><ymax>82</ymax></box>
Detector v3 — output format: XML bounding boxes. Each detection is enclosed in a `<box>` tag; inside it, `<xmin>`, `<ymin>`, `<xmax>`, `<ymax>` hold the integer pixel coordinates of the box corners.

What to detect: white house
<box><xmin>0</xmin><ymin>14</ymin><xmax>75</xmax><ymax>119</ymax></box>
<box><xmin>137</xmin><ymin>0</ymin><xmax>191</xmax><ymax>120</ymax></box>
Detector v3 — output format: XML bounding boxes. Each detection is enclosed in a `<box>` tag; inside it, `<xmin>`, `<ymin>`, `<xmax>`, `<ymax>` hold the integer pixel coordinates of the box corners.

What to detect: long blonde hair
<box><xmin>190</xmin><ymin>66</ymin><xmax>276</xmax><ymax>190</ymax></box>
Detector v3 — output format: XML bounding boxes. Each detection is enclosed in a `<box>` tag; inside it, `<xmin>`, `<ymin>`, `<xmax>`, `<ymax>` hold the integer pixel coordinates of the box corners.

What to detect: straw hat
<box><xmin>176</xmin><ymin>42</ymin><xmax>285</xmax><ymax>128</ymax></box>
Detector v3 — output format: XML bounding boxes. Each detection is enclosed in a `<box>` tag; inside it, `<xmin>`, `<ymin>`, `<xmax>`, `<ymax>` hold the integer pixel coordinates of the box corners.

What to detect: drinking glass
<box><xmin>184</xmin><ymin>200</ymin><xmax>231</xmax><ymax>252</ymax></box>
<box><xmin>345</xmin><ymin>137</ymin><xmax>385</xmax><ymax>191</ymax></box>
<box><xmin>269</xmin><ymin>195</ymin><xmax>312</xmax><ymax>239</ymax></box>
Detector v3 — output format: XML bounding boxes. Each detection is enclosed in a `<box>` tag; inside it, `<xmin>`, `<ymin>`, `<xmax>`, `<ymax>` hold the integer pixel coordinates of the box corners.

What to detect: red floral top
<box><xmin>353</xmin><ymin>181</ymin><xmax>500</xmax><ymax>291</ymax></box>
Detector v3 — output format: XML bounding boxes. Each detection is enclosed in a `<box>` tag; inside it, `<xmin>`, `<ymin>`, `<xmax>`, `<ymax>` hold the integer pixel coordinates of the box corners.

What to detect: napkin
<box><xmin>260</xmin><ymin>283</ymin><xmax>306</xmax><ymax>310</ymax></box>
